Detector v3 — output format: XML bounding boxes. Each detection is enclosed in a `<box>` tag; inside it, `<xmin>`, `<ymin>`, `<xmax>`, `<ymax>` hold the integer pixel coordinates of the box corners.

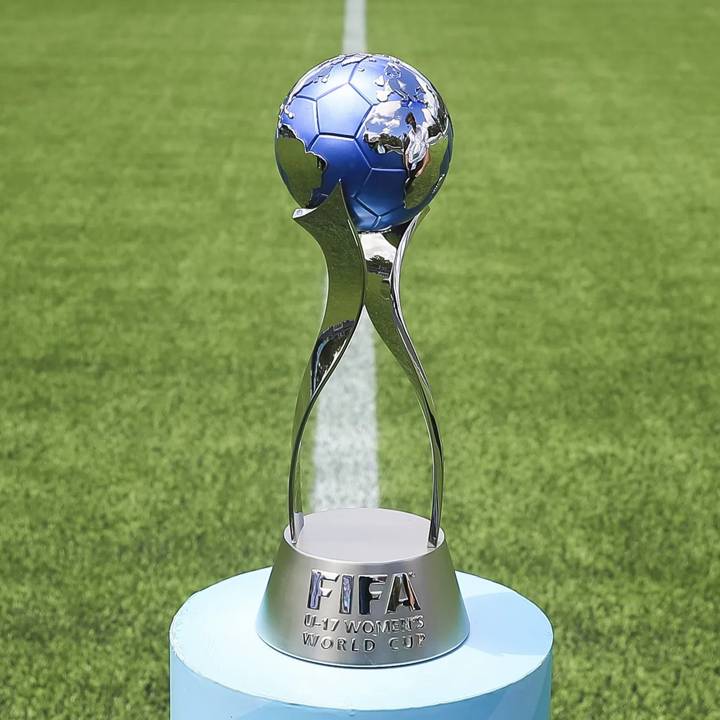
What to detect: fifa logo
<box><xmin>307</xmin><ymin>569</ymin><xmax>421</xmax><ymax>615</ymax></box>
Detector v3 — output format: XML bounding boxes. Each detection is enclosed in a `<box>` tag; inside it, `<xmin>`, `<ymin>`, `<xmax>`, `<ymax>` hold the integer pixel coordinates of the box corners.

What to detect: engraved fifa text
<box><xmin>307</xmin><ymin>569</ymin><xmax>421</xmax><ymax>614</ymax></box>
<box><xmin>302</xmin><ymin>570</ymin><xmax>426</xmax><ymax>654</ymax></box>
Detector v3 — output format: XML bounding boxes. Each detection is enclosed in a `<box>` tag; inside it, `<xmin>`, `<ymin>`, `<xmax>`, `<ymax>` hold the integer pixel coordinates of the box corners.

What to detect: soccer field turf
<box><xmin>1</xmin><ymin>0</ymin><xmax>718</xmax><ymax>718</ymax></box>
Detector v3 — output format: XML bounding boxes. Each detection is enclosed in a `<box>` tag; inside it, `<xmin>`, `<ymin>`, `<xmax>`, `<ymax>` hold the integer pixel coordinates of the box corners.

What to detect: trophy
<box><xmin>256</xmin><ymin>53</ymin><xmax>470</xmax><ymax>667</ymax></box>
<box><xmin>170</xmin><ymin>53</ymin><xmax>553</xmax><ymax>720</ymax></box>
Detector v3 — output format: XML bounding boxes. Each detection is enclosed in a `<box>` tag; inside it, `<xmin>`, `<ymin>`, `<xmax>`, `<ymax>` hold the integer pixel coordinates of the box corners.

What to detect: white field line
<box><xmin>312</xmin><ymin>0</ymin><xmax>379</xmax><ymax>511</ymax></box>
<box><xmin>342</xmin><ymin>0</ymin><xmax>366</xmax><ymax>54</ymax></box>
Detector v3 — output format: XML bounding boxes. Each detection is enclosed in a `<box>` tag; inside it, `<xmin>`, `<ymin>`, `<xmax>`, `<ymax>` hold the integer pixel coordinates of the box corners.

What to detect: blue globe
<box><xmin>275</xmin><ymin>54</ymin><xmax>453</xmax><ymax>232</ymax></box>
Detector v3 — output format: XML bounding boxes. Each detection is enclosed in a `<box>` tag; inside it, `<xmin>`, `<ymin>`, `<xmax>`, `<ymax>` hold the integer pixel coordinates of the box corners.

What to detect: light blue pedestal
<box><xmin>170</xmin><ymin>568</ymin><xmax>553</xmax><ymax>719</ymax></box>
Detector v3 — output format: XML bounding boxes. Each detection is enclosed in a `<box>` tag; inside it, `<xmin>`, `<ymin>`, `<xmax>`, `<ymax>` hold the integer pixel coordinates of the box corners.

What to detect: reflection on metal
<box><xmin>288</xmin><ymin>183</ymin><xmax>444</xmax><ymax>548</ymax></box>
<box><xmin>288</xmin><ymin>185</ymin><xmax>365</xmax><ymax>542</ymax></box>
<box><xmin>405</xmin><ymin>133</ymin><xmax>449</xmax><ymax>209</ymax></box>
<box><xmin>360</xmin><ymin>210</ymin><xmax>444</xmax><ymax>547</ymax></box>
<box><xmin>361</xmin><ymin>58</ymin><xmax>452</xmax><ymax>212</ymax></box>
<box><xmin>275</xmin><ymin>126</ymin><xmax>326</xmax><ymax>209</ymax></box>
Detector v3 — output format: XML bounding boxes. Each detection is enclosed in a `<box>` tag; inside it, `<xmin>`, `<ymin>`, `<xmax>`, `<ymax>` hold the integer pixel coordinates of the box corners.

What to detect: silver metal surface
<box><xmin>256</xmin><ymin>508</ymin><xmax>470</xmax><ymax>668</ymax></box>
<box><xmin>258</xmin><ymin>57</ymin><xmax>465</xmax><ymax>669</ymax></box>
<box><xmin>360</xmin><ymin>213</ymin><xmax>444</xmax><ymax>548</ymax></box>
<box><xmin>287</xmin><ymin>188</ymin><xmax>443</xmax><ymax>547</ymax></box>
<box><xmin>287</xmin><ymin>185</ymin><xmax>365</xmax><ymax>541</ymax></box>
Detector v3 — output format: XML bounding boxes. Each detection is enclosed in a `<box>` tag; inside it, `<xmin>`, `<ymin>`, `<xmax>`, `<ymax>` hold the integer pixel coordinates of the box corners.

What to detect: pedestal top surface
<box><xmin>170</xmin><ymin>568</ymin><xmax>553</xmax><ymax>711</ymax></box>
<box><xmin>291</xmin><ymin>508</ymin><xmax>443</xmax><ymax>562</ymax></box>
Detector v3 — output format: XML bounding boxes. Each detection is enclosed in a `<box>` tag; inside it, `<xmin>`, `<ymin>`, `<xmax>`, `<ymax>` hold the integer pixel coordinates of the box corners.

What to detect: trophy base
<box><xmin>255</xmin><ymin>508</ymin><xmax>469</xmax><ymax>667</ymax></box>
<box><xmin>170</xmin><ymin>567</ymin><xmax>553</xmax><ymax>719</ymax></box>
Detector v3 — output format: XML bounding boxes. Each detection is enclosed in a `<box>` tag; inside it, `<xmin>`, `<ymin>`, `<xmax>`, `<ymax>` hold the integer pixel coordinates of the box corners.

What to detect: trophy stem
<box><xmin>287</xmin><ymin>185</ymin><xmax>445</xmax><ymax>548</ymax></box>
<box><xmin>287</xmin><ymin>184</ymin><xmax>365</xmax><ymax>543</ymax></box>
<box><xmin>360</xmin><ymin>209</ymin><xmax>444</xmax><ymax>547</ymax></box>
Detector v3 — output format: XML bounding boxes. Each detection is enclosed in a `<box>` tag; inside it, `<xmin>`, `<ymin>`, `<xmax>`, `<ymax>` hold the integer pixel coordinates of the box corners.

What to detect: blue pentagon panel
<box><xmin>357</xmin><ymin>168</ymin><xmax>407</xmax><ymax>217</ymax></box>
<box><xmin>355</xmin><ymin>139</ymin><xmax>406</xmax><ymax>172</ymax></box>
<box><xmin>378</xmin><ymin>206</ymin><xmax>416</xmax><ymax>230</ymax></box>
<box><xmin>348</xmin><ymin>55</ymin><xmax>388</xmax><ymax>104</ymax></box>
<box><xmin>309</xmin><ymin>135</ymin><xmax>370</xmax><ymax>210</ymax></box>
<box><xmin>314</xmin><ymin>63</ymin><xmax>357</xmax><ymax>98</ymax></box>
<box><xmin>294</xmin><ymin>55</ymin><xmax>366</xmax><ymax>101</ymax></box>
<box><xmin>282</xmin><ymin>96</ymin><xmax>318</xmax><ymax>147</ymax></box>
<box><xmin>387</xmin><ymin>63</ymin><xmax>422</xmax><ymax>103</ymax></box>
<box><xmin>351</xmin><ymin>199</ymin><xmax>380</xmax><ymax>231</ymax></box>
<box><xmin>316</xmin><ymin>85</ymin><xmax>370</xmax><ymax>138</ymax></box>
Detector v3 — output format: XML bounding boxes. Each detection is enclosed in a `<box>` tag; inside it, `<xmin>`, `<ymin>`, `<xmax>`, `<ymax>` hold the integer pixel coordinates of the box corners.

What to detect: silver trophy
<box><xmin>256</xmin><ymin>54</ymin><xmax>469</xmax><ymax>668</ymax></box>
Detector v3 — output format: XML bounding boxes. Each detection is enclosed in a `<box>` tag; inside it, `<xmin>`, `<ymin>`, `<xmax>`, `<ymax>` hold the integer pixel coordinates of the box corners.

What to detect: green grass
<box><xmin>1</xmin><ymin>0</ymin><xmax>718</xmax><ymax>718</ymax></box>
<box><xmin>373</xmin><ymin>1</ymin><xmax>720</xmax><ymax>717</ymax></box>
<box><xmin>0</xmin><ymin>0</ymin><xmax>341</xmax><ymax>716</ymax></box>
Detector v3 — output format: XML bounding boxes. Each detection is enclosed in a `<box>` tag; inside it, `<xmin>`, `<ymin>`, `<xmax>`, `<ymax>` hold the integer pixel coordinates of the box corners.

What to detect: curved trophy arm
<box><xmin>360</xmin><ymin>209</ymin><xmax>444</xmax><ymax>548</ymax></box>
<box><xmin>288</xmin><ymin>184</ymin><xmax>365</xmax><ymax>543</ymax></box>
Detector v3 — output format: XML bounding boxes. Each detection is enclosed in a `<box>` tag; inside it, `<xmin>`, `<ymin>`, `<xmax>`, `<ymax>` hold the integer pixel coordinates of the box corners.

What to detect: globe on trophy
<box><xmin>170</xmin><ymin>54</ymin><xmax>553</xmax><ymax>719</ymax></box>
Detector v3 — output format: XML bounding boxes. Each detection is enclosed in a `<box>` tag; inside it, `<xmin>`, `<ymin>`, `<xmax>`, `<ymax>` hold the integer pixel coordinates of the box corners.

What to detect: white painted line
<box><xmin>342</xmin><ymin>0</ymin><xmax>366</xmax><ymax>54</ymax></box>
<box><xmin>312</xmin><ymin>0</ymin><xmax>379</xmax><ymax>512</ymax></box>
<box><xmin>312</xmin><ymin>311</ymin><xmax>379</xmax><ymax>510</ymax></box>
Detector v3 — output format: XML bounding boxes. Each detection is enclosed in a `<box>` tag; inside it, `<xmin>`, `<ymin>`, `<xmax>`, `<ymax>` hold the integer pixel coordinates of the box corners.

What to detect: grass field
<box><xmin>1</xmin><ymin>0</ymin><xmax>718</xmax><ymax>718</ymax></box>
